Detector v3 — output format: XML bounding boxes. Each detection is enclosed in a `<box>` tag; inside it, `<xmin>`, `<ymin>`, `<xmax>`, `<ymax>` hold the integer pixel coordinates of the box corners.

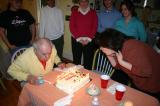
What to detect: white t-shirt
<box><xmin>39</xmin><ymin>6</ymin><xmax>64</xmax><ymax>40</ymax></box>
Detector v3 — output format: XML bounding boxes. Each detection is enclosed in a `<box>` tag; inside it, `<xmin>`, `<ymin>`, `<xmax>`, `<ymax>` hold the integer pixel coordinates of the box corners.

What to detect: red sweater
<box><xmin>69</xmin><ymin>9</ymin><xmax>98</xmax><ymax>39</ymax></box>
<box><xmin>117</xmin><ymin>39</ymin><xmax>160</xmax><ymax>93</ymax></box>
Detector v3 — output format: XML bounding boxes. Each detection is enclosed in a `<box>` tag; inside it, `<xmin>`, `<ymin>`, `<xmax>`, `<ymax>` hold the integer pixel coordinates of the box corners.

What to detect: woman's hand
<box><xmin>80</xmin><ymin>40</ymin><xmax>89</xmax><ymax>46</ymax></box>
<box><xmin>116</xmin><ymin>51</ymin><xmax>132</xmax><ymax>70</ymax></box>
<box><xmin>116</xmin><ymin>51</ymin><xmax>123</xmax><ymax>64</ymax></box>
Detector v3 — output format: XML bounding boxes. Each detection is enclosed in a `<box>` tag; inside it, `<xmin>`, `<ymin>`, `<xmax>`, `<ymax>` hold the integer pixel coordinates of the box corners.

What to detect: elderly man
<box><xmin>8</xmin><ymin>38</ymin><xmax>65</xmax><ymax>85</ymax></box>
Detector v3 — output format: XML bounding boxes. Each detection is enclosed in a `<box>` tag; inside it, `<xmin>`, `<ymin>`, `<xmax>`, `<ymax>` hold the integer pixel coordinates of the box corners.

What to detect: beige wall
<box><xmin>0</xmin><ymin>0</ymin><xmax>8</xmax><ymax>11</ymax></box>
<box><xmin>22</xmin><ymin>0</ymin><xmax>38</xmax><ymax>23</ymax></box>
<box><xmin>0</xmin><ymin>0</ymin><xmax>37</xmax><ymax>22</ymax></box>
<box><xmin>57</xmin><ymin>0</ymin><xmax>73</xmax><ymax>60</ymax></box>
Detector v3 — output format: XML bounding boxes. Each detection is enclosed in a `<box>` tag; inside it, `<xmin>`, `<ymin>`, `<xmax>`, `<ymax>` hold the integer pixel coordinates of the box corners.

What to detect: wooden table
<box><xmin>18</xmin><ymin>66</ymin><xmax>160</xmax><ymax>106</ymax></box>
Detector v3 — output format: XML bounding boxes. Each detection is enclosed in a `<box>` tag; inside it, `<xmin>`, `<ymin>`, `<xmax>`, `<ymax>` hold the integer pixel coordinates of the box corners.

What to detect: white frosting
<box><xmin>56</xmin><ymin>68</ymin><xmax>90</xmax><ymax>94</ymax></box>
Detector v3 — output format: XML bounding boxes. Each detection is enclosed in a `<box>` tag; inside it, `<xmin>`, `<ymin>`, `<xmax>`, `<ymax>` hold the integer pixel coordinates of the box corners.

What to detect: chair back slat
<box><xmin>92</xmin><ymin>49</ymin><xmax>115</xmax><ymax>77</ymax></box>
<box><xmin>102</xmin><ymin>57</ymin><xmax>106</xmax><ymax>73</ymax></box>
<box><xmin>99</xmin><ymin>55</ymin><xmax>104</xmax><ymax>72</ymax></box>
<box><xmin>104</xmin><ymin>60</ymin><xmax>109</xmax><ymax>74</ymax></box>
<box><xmin>96</xmin><ymin>52</ymin><xmax>100</xmax><ymax>71</ymax></box>
<box><xmin>107</xmin><ymin>64</ymin><xmax>112</xmax><ymax>75</ymax></box>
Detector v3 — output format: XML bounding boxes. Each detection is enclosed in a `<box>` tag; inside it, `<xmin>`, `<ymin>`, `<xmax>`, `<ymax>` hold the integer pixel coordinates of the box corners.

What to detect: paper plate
<box><xmin>86</xmin><ymin>87</ymin><xmax>100</xmax><ymax>96</ymax></box>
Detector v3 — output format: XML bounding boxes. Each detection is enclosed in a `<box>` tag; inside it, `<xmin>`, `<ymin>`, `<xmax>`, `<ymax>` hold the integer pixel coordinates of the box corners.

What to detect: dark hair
<box><xmin>103</xmin><ymin>0</ymin><xmax>115</xmax><ymax>7</ymax></box>
<box><xmin>120</xmin><ymin>0</ymin><xmax>137</xmax><ymax>17</ymax></box>
<box><xmin>97</xmin><ymin>28</ymin><xmax>133</xmax><ymax>52</ymax></box>
<box><xmin>79</xmin><ymin>0</ymin><xmax>89</xmax><ymax>3</ymax></box>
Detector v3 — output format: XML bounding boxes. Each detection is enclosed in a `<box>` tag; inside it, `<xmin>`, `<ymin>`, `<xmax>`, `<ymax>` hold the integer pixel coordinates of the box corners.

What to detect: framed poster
<box><xmin>132</xmin><ymin>0</ymin><xmax>144</xmax><ymax>8</ymax></box>
<box><xmin>72</xmin><ymin>0</ymin><xmax>79</xmax><ymax>4</ymax></box>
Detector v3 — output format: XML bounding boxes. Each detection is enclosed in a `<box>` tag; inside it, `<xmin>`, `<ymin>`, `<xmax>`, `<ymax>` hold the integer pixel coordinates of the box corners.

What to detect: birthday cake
<box><xmin>56</xmin><ymin>67</ymin><xmax>90</xmax><ymax>94</ymax></box>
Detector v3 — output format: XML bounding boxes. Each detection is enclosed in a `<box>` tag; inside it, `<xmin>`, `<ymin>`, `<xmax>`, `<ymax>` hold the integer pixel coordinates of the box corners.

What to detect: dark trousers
<box><xmin>71</xmin><ymin>37</ymin><xmax>94</xmax><ymax>70</ymax></box>
<box><xmin>51</xmin><ymin>36</ymin><xmax>64</xmax><ymax>59</ymax></box>
<box><xmin>111</xmin><ymin>69</ymin><xmax>130</xmax><ymax>85</ymax></box>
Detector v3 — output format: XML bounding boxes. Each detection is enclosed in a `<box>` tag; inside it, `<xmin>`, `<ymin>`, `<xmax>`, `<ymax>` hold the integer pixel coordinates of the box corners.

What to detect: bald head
<box><xmin>33</xmin><ymin>38</ymin><xmax>52</xmax><ymax>50</ymax></box>
<box><xmin>33</xmin><ymin>38</ymin><xmax>53</xmax><ymax>61</ymax></box>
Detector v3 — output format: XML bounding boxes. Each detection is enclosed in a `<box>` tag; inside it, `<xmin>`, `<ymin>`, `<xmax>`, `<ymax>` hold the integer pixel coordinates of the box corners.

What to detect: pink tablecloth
<box><xmin>18</xmin><ymin>67</ymin><xmax>160</xmax><ymax>106</ymax></box>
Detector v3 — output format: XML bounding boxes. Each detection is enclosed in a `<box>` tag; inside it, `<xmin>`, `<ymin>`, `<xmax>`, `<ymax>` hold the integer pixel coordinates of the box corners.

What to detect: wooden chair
<box><xmin>92</xmin><ymin>49</ymin><xmax>115</xmax><ymax>77</ymax></box>
<box><xmin>0</xmin><ymin>40</ymin><xmax>11</xmax><ymax>90</ymax></box>
<box><xmin>0</xmin><ymin>74</ymin><xmax>6</xmax><ymax>90</ymax></box>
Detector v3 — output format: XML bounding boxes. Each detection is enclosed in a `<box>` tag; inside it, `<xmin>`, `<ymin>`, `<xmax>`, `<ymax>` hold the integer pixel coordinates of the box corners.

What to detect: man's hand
<box><xmin>27</xmin><ymin>75</ymin><xmax>38</xmax><ymax>85</ymax></box>
<box><xmin>58</xmin><ymin>63</ymin><xmax>66</xmax><ymax>69</ymax></box>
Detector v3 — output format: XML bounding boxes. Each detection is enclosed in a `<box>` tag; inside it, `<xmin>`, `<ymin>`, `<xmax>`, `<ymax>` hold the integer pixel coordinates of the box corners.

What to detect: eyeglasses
<box><xmin>36</xmin><ymin>49</ymin><xmax>51</xmax><ymax>59</ymax></box>
<box><xmin>40</xmin><ymin>52</ymin><xmax>51</xmax><ymax>57</ymax></box>
<box><xmin>106</xmin><ymin>53</ymin><xmax>116</xmax><ymax>57</ymax></box>
<box><xmin>79</xmin><ymin>0</ymin><xmax>89</xmax><ymax>3</ymax></box>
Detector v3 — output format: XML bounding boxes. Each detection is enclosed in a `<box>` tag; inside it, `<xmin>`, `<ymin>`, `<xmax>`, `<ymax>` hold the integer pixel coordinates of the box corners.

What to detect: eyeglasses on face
<box><xmin>36</xmin><ymin>49</ymin><xmax>51</xmax><ymax>58</ymax></box>
<box><xmin>106</xmin><ymin>53</ymin><xmax>116</xmax><ymax>57</ymax></box>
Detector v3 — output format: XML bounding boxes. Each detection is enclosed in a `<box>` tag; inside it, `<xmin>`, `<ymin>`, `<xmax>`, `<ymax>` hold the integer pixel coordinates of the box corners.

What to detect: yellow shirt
<box><xmin>8</xmin><ymin>46</ymin><xmax>61</xmax><ymax>81</ymax></box>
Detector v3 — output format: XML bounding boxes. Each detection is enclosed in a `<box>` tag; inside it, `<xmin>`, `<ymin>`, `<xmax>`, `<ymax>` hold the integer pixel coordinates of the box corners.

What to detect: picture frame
<box><xmin>41</xmin><ymin>0</ymin><xmax>47</xmax><ymax>8</ymax></box>
<box><xmin>72</xmin><ymin>0</ymin><xmax>79</xmax><ymax>4</ymax></box>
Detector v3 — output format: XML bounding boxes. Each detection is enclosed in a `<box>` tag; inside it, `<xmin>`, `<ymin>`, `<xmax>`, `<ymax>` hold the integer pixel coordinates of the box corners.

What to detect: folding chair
<box><xmin>92</xmin><ymin>49</ymin><xmax>115</xmax><ymax>77</ymax></box>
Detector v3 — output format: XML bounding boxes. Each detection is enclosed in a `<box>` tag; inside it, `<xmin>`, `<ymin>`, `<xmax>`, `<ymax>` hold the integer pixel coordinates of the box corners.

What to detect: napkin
<box><xmin>54</xmin><ymin>94</ymin><xmax>74</xmax><ymax>106</ymax></box>
<box><xmin>106</xmin><ymin>82</ymin><xmax>120</xmax><ymax>95</ymax></box>
<box><xmin>54</xmin><ymin>65</ymin><xmax>84</xmax><ymax>72</ymax></box>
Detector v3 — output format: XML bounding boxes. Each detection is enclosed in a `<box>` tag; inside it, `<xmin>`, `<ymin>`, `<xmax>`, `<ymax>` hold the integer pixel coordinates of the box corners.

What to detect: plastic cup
<box><xmin>37</xmin><ymin>76</ymin><xmax>44</xmax><ymax>85</ymax></box>
<box><xmin>100</xmin><ymin>75</ymin><xmax>110</xmax><ymax>89</ymax></box>
<box><xmin>115</xmin><ymin>84</ymin><xmax>126</xmax><ymax>101</ymax></box>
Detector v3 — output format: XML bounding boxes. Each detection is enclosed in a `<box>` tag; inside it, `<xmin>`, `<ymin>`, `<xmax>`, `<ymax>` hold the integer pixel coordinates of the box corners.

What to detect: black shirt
<box><xmin>0</xmin><ymin>9</ymin><xmax>35</xmax><ymax>46</ymax></box>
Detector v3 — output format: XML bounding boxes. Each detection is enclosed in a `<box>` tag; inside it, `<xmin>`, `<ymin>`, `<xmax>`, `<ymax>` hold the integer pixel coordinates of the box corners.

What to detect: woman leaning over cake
<box><xmin>115</xmin><ymin>0</ymin><xmax>147</xmax><ymax>42</ymax></box>
<box><xmin>98</xmin><ymin>28</ymin><xmax>160</xmax><ymax>101</ymax></box>
<box><xmin>69</xmin><ymin>0</ymin><xmax>98</xmax><ymax>70</ymax></box>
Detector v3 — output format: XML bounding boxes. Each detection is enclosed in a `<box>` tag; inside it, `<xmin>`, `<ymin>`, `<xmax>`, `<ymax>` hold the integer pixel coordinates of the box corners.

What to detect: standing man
<box><xmin>0</xmin><ymin>0</ymin><xmax>36</xmax><ymax>53</ymax></box>
<box><xmin>97</xmin><ymin>0</ymin><xmax>121</xmax><ymax>33</ymax></box>
<box><xmin>39</xmin><ymin>0</ymin><xmax>64</xmax><ymax>59</ymax></box>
